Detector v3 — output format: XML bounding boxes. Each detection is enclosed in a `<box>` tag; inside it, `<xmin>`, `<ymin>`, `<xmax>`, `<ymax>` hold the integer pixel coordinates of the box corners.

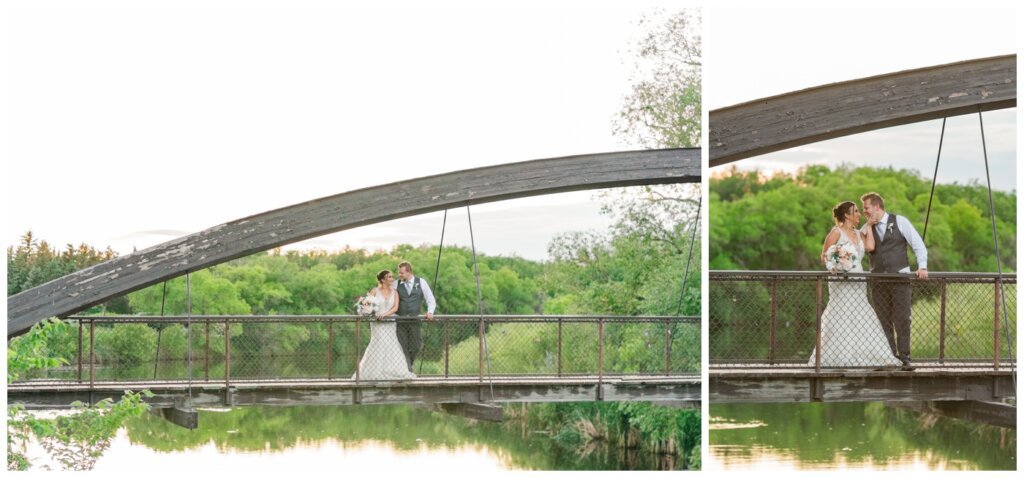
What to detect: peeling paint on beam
<box><xmin>8</xmin><ymin>149</ymin><xmax>699</xmax><ymax>337</ymax></box>
<box><xmin>710</xmin><ymin>55</ymin><xmax>1016</xmax><ymax>167</ymax></box>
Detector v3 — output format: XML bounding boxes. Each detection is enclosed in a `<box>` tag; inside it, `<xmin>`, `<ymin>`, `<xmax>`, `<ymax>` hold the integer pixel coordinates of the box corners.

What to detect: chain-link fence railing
<box><xmin>14</xmin><ymin>315</ymin><xmax>700</xmax><ymax>385</ymax></box>
<box><xmin>710</xmin><ymin>271</ymin><xmax>1016</xmax><ymax>370</ymax></box>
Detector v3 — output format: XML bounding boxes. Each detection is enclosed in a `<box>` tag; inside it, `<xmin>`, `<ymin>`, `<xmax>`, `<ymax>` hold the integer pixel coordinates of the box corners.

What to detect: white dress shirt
<box><xmin>392</xmin><ymin>276</ymin><xmax>437</xmax><ymax>314</ymax></box>
<box><xmin>860</xmin><ymin>212</ymin><xmax>928</xmax><ymax>273</ymax></box>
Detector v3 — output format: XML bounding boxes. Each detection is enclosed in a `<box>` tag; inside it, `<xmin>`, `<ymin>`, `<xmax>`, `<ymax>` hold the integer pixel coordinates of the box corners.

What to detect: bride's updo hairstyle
<box><xmin>832</xmin><ymin>201</ymin><xmax>856</xmax><ymax>225</ymax></box>
<box><xmin>376</xmin><ymin>270</ymin><xmax>391</xmax><ymax>284</ymax></box>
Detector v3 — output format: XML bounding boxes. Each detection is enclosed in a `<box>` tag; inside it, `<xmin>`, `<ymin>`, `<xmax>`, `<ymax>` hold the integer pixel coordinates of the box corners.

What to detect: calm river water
<box><xmin>25</xmin><ymin>404</ymin><xmax>683</xmax><ymax>471</ymax></box>
<box><xmin>709</xmin><ymin>402</ymin><xmax>1016</xmax><ymax>471</ymax></box>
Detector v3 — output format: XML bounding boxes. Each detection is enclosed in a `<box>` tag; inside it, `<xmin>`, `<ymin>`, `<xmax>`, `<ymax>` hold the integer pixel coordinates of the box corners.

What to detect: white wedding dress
<box><xmin>353</xmin><ymin>288</ymin><xmax>417</xmax><ymax>381</ymax></box>
<box><xmin>808</xmin><ymin>228</ymin><xmax>903</xmax><ymax>368</ymax></box>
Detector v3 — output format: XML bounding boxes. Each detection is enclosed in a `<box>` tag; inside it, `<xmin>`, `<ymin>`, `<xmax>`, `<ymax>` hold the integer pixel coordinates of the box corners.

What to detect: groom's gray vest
<box><xmin>868</xmin><ymin>213</ymin><xmax>911</xmax><ymax>273</ymax></box>
<box><xmin>397</xmin><ymin>277</ymin><xmax>424</xmax><ymax>316</ymax></box>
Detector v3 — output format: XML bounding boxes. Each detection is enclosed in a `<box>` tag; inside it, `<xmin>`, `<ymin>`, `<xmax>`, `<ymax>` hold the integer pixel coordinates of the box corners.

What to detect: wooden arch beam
<box><xmin>710</xmin><ymin>55</ymin><xmax>1016</xmax><ymax>167</ymax></box>
<box><xmin>8</xmin><ymin>148</ymin><xmax>699</xmax><ymax>337</ymax></box>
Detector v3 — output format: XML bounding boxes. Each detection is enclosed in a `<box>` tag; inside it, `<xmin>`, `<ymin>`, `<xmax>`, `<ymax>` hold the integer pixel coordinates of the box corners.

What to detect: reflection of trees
<box><xmin>39</xmin><ymin>436</ymin><xmax>110</xmax><ymax>471</ymax></box>
<box><xmin>710</xmin><ymin>402</ymin><xmax>1016</xmax><ymax>470</ymax></box>
<box><xmin>122</xmin><ymin>404</ymin><xmax>686</xmax><ymax>470</ymax></box>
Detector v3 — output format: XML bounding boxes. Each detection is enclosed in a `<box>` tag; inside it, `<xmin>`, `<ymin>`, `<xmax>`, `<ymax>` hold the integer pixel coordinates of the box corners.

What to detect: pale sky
<box><xmin>706</xmin><ymin>7</ymin><xmax>1017</xmax><ymax>192</ymax></box>
<box><xmin>2</xmin><ymin>1</ymin><xmax>695</xmax><ymax>262</ymax></box>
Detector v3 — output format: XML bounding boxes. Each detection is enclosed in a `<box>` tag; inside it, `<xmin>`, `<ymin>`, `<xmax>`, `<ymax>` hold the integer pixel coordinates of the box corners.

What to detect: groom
<box><xmin>860</xmin><ymin>192</ymin><xmax>928</xmax><ymax>371</ymax></box>
<box><xmin>393</xmin><ymin>261</ymin><xmax>436</xmax><ymax>372</ymax></box>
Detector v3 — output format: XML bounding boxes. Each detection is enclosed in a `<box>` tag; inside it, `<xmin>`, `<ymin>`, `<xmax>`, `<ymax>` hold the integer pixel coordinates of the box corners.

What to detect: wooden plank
<box><xmin>710</xmin><ymin>374</ymin><xmax>1016</xmax><ymax>404</ymax></box>
<box><xmin>8</xmin><ymin>377</ymin><xmax>701</xmax><ymax>409</ymax></box>
<box><xmin>710</xmin><ymin>55</ymin><xmax>1016</xmax><ymax>167</ymax></box>
<box><xmin>8</xmin><ymin>148</ymin><xmax>698</xmax><ymax>338</ymax></box>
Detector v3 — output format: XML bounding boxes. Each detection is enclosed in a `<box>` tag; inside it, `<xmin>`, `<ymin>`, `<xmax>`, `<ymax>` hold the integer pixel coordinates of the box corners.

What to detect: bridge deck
<box><xmin>9</xmin><ymin>375</ymin><xmax>702</xmax><ymax>409</ymax></box>
<box><xmin>710</xmin><ymin>364</ymin><xmax>1015</xmax><ymax>404</ymax></box>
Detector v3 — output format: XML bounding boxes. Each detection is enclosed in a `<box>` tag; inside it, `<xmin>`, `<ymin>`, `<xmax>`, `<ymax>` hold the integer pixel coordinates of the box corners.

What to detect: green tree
<box><xmin>614</xmin><ymin>9</ymin><xmax>701</xmax><ymax>148</ymax></box>
<box><xmin>8</xmin><ymin>319</ymin><xmax>150</xmax><ymax>470</ymax></box>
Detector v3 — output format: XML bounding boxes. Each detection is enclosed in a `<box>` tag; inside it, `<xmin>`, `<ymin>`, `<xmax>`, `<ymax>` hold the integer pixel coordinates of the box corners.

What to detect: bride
<box><xmin>354</xmin><ymin>270</ymin><xmax>417</xmax><ymax>381</ymax></box>
<box><xmin>808</xmin><ymin>201</ymin><xmax>902</xmax><ymax>368</ymax></box>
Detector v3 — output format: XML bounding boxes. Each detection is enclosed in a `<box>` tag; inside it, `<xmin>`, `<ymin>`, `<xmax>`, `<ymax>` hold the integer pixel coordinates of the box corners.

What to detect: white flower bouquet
<box><xmin>354</xmin><ymin>294</ymin><xmax>383</xmax><ymax>317</ymax></box>
<box><xmin>825</xmin><ymin>243</ymin><xmax>859</xmax><ymax>273</ymax></box>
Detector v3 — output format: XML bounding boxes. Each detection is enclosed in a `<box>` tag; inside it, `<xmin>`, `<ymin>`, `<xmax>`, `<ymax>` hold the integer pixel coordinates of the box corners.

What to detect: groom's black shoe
<box><xmin>899</xmin><ymin>357</ymin><xmax>916</xmax><ymax>371</ymax></box>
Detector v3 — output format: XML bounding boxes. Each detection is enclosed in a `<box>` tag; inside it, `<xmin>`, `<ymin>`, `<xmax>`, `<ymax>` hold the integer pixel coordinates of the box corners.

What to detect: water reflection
<box><xmin>709</xmin><ymin>402</ymin><xmax>1016</xmax><ymax>471</ymax></box>
<box><xmin>60</xmin><ymin>404</ymin><xmax>684</xmax><ymax>471</ymax></box>
<box><xmin>93</xmin><ymin>436</ymin><xmax>512</xmax><ymax>473</ymax></box>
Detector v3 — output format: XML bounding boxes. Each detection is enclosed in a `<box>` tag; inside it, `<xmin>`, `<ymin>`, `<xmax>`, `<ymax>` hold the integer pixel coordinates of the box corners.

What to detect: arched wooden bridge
<box><xmin>709</xmin><ymin>55</ymin><xmax>1017</xmax><ymax>428</ymax></box>
<box><xmin>8</xmin><ymin>149</ymin><xmax>702</xmax><ymax>422</ymax></box>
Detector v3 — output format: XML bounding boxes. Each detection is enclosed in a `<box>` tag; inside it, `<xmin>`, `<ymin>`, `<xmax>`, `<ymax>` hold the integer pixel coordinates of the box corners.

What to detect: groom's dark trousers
<box><xmin>869</xmin><ymin>280</ymin><xmax>912</xmax><ymax>359</ymax></box>
<box><xmin>396</xmin><ymin>277</ymin><xmax>424</xmax><ymax>371</ymax></box>
<box><xmin>868</xmin><ymin>213</ymin><xmax>913</xmax><ymax>361</ymax></box>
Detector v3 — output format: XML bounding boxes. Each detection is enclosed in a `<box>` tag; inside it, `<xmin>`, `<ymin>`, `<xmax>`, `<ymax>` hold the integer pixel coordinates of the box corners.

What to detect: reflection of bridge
<box><xmin>9</xmin><ymin>314</ymin><xmax>701</xmax><ymax>424</ymax></box>
<box><xmin>709</xmin><ymin>271</ymin><xmax>1016</xmax><ymax>428</ymax></box>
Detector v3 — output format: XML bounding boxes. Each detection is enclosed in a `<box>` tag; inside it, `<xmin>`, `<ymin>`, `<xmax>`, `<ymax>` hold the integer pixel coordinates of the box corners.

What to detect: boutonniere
<box><xmin>413</xmin><ymin>282</ymin><xmax>420</xmax><ymax>290</ymax></box>
<box><xmin>886</xmin><ymin>222</ymin><xmax>895</xmax><ymax>234</ymax></box>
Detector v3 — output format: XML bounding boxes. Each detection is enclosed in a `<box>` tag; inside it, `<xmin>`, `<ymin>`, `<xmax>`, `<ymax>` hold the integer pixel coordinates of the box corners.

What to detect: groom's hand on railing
<box><xmin>916</xmin><ymin>268</ymin><xmax>929</xmax><ymax>280</ymax></box>
<box><xmin>425</xmin><ymin>312</ymin><xmax>434</xmax><ymax>320</ymax></box>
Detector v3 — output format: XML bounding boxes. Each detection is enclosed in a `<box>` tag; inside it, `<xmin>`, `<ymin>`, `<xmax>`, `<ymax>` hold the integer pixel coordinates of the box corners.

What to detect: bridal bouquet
<box><xmin>354</xmin><ymin>294</ymin><xmax>383</xmax><ymax>317</ymax></box>
<box><xmin>825</xmin><ymin>243</ymin><xmax>859</xmax><ymax>273</ymax></box>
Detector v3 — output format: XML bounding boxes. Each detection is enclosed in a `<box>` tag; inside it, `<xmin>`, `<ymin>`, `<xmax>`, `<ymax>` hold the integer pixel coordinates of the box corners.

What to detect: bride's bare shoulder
<box><xmin>824</xmin><ymin>227</ymin><xmax>841</xmax><ymax>241</ymax></box>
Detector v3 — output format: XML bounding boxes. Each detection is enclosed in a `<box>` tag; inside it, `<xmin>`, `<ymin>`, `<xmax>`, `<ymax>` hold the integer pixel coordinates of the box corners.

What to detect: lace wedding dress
<box><xmin>354</xmin><ymin>288</ymin><xmax>417</xmax><ymax>380</ymax></box>
<box><xmin>808</xmin><ymin>228</ymin><xmax>903</xmax><ymax>368</ymax></box>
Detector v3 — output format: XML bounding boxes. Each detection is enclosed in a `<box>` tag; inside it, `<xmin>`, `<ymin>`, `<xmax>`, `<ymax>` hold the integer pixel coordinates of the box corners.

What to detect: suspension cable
<box><xmin>675</xmin><ymin>193</ymin><xmax>702</xmax><ymax>316</ymax></box>
<box><xmin>420</xmin><ymin>209</ymin><xmax>448</xmax><ymax>376</ymax></box>
<box><xmin>978</xmin><ymin>111</ymin><xmax>1016</xmax><ymax>392</ymax></box>
<box><xmin>466</xmin><ymin>206</ymin><xmax>495</xmax><ymax>402</ymax></box>
<box><xmin>154</xmin><ymin>281</ymin><xmax>168</xmax><ymax>379</ymax></box>
<box><xmin>922</xmin><ymin>117</ymin><xmax>946</xmax><ymax>242</ymax></box>
<box><xmin>186</xmin><ymin>271</ymin><xmax>194</xmax><ymax>407</ymax></box>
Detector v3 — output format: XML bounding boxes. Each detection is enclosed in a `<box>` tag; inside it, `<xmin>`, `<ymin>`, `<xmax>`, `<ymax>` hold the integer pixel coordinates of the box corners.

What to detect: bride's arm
<box><xmin>383</xmin><ymin>290</ymin><xmax>400</xmax><ymax>318</ymax></box>
<box><xmin>861</xmin><ymin>224</ymin><xmax>875</xmax><ymax>252</ymax></box>
<box><xmin>821</xmin><ymin>228</ymin><xmax>840</xmax><ymax>265</ymax></box>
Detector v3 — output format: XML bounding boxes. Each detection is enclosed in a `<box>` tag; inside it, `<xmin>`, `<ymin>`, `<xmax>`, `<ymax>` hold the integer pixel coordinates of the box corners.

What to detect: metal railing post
<box><xmin>355</xmin><ymin>316</ymin><xmax>361</xmax><ymax>384</ymax></box>
<box><xmin>444</xmin><ymin>318</ymin><xmax>450</xmax><ymax>378</ymax></box>
<box><xmin>939</xmin><ymin>281</ymin><xmax>947</xmax><ymax>364</ymax></box>
<box><xmin>205</xmin><ymin>319</ymin><xmax>211</xmax><ymax>381</ymax></box>
<box><xmin>994</xmin><ymin>281</ymin><xmax>1001</xmax><ymax>370</ymax></box>
<box><xmin>327</xmin><ymin>318</ymin><xmax>334</xmax><ymax>380</ymax></box>
<box><xmin>478</xmin><ymin>316</ymin><xmax>485</xmax><ymax>382</ymax></box>
<box><xmin>597</xmin><ymin>318</ymin><xmax>605</xmax><ymax>400</ymax></box>
<box><xmin>665</xmin><ymin>318</ymin><xmax>671</xmax><ymax>376</ymax></box>
<box><xmin>814</xmin><ymin>278</ymin><xmax>823</xmax><ymax>373</ymax></box>
<box><xmin>557</xmin><ymin>317</ymin><xmax>563</xmax><ymax>377</ymax></box>
<box><xmin>224</xmin><ymin>318</ymin><xmax>231</xmax><ymax>388</ymax></box>
<box><xmin>769</xmin><ymin>280</ymin><xmax>778</xmax><ymax>365</ymax></box>
<box><xmin>77</xmin><ymin>320</ymin><xmax>83</xmax><ymax>384</ymax></box>
<box><xmin>89</xmin><ymin>319</ymin><xmax>95</xmax><ymax>388</ymax></box>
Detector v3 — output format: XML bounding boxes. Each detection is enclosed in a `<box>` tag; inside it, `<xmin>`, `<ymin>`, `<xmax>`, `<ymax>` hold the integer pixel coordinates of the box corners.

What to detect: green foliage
<box><xmin>7</xmin><ymin>317</ymin><xmax>152</xmax><ymax>470</ymax></box>
<box><xmin>614</xmin><ymin>9</ymin><xmax>701</xmax><ymax>148</ymax></box>
<box><xmin>546</xmin><ymin>184</ymin><xmax>701</xmax><ymax>317</ymax></box>
<box><xmin>710</xmin><ymin>164</ymin><xmax>1016</xmax><ymax>272</ymax></box>
<box><xmin>7</xmin><ymin>318</ymin><xmax>69</xmax><ymax>383</ymax></box>
<box><xmin>6</xmin><ymin>231</ymin><xmax>130</xmax><ymax>313</ymax></box>
<box><xmin>523</xmin><ymin>402</ymin><xmax>701</xmax><ymax>469</ymax></box>
<box><xmin>8</xmin><ymin>391</ymin><xmax>151</xmax><ymax>471</ymax></box>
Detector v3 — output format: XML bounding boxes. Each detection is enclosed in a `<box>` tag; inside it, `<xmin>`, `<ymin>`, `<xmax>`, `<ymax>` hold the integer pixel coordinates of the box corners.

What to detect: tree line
<box><xmin>710</xmin><ymin>164</ymin><xmax>1015</xmax><ymax>272</ymax></box>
